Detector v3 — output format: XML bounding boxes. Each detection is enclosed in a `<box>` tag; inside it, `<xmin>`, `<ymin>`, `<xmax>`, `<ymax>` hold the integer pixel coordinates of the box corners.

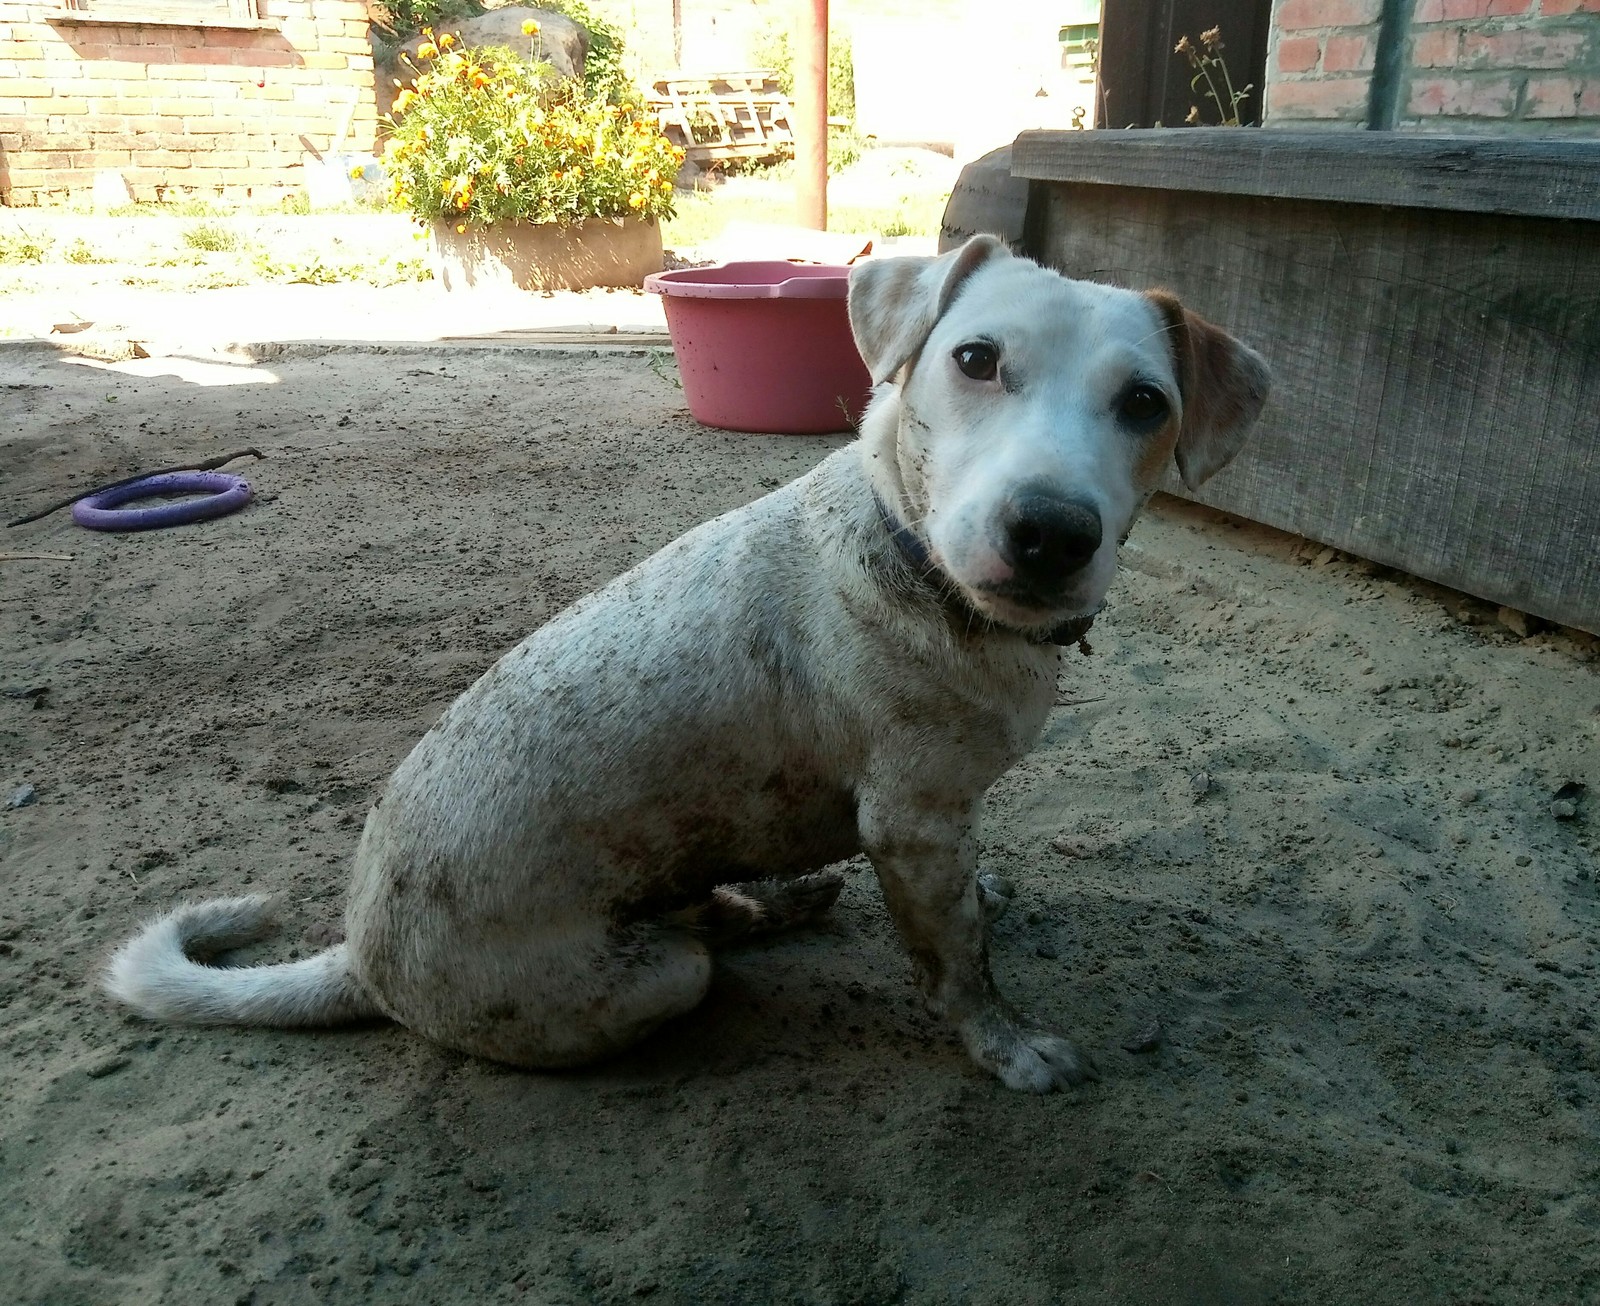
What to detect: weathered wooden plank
<box><xmin>1028</xmin><ymin>181</ymin><xmax>1600</xmax><ymax>633</ymax></box>
<box><xmin>1012</xmin><ymin>129</ymin><xmax>1600</xmax><ymax>223</ymax></box>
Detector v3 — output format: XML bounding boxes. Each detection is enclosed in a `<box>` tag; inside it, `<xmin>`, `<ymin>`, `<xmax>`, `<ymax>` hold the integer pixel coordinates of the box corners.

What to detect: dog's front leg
<box><xmin>860</xmin><ymin>791</ymin><xmax>1097</xmax><ymax>1092</ymax></box>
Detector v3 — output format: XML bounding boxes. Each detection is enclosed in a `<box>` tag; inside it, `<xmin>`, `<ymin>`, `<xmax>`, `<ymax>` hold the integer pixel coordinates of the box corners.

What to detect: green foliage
<box><xmin>752</xmin><ymin>22</ymin><xmax>855</xmax><ymax>121</ymax></box>
<box><xmin>0</xmin><ymin>230</ymin><xmax>52</xmax><ymax>264</ymax></box>
<box><xmin>384</xmin><ymin>42</ymin><xmax>681</xmax><ymax>228</ymax></box>
<box><xmin>182</xmin><ymin>222</ymin><xmax>245</xmax><ymax>252</ymax></box>
<box><xmin>63</xmin><ymin>238</ymin><xmax>114</xmax><ymax>264</ymax></box>
<box><xmin>537</xmin><ymin>0</ymin><xmax>636</xmax><ymax>106</ymax></box>
<box><xmin>250</xmin><ymin>250</ymin><xmax>433</xmax><ymax>284</ymax></box>
<box><xmin>375</xmin><ymin>0</ymin><xmax>476</xmax><ymax>40</ymax></box>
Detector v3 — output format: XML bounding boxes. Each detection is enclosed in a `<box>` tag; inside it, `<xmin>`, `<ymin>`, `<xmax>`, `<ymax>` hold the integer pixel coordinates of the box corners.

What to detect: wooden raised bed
<box><xmin>1009</xmin><ymin>129</ymin><xmax>1600</xmax><ymax>635</ymax></box>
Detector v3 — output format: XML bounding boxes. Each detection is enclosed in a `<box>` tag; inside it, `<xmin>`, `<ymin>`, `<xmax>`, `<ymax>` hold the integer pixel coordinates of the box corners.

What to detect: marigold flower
<box><xmin>439</xmin><ymin>32</ymin><xmax>455</xmax><ymax>49</ymax></box>
<box><xmin>456</xmin><ymin>223</ymin><xmax>466</xmax><ymax>233</ymax></box>
<box><xmin>393</xmin><ymin>89</ymin><xmax>418</xmax><ymax>112</ymax></box>
<box><xmin>521</xmin><ymin>18</ymin><xmax>540</xmax><ymax>35</ymax></box>
<box><xmin>416</xmin><ymin>41</ymin><xmax>438</xmax><ymax>59</ymax></box>
<box><xmin>628</xmin><ymin>191</ymin><xmax>645</xmax><ymax>208</ymax></box>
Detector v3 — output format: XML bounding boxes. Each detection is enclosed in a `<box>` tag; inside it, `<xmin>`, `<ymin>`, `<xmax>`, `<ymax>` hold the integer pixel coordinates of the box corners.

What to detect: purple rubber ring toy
<box><xmin>71</xmin><ymin>471</ymin><xmax>253</xmax><ymax>532</ymax></box>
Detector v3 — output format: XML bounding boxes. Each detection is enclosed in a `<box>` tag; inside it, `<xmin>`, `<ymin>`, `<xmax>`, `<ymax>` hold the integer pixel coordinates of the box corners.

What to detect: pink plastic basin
<box><xmin>644</xmin><ymin>262</ymin><xmax>872</xmax><ymax>434</ymax></box>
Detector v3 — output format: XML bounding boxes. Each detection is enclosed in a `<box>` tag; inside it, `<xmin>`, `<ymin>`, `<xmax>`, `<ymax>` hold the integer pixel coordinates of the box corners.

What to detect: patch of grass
<box><xmin>63</xmin><ymin>238</ymin><xmax>115</xmax><ymax>265</ymax></box>
<box><xmin>0</xmin><ymin>229</ymin><xmax>52</xmax><ymax>264</ymax></box>
<box><xmin>661</xmin><ymin>187</ymin><xmax>944</xmax><ymax>249</ymax></box>
<box><xmin>250</xmin><ymin>250</ymin><xmax>433</xmax><ymax>285</ymax></box>
<box><xmin>182</xmin><ymin>222</ymin><xmax>245</xmax><ymax>252</ymax></box>
<box><xmin>830</xmin><ymin>195</ymin><xmax>945</xmax><ymax>238</ymax></box>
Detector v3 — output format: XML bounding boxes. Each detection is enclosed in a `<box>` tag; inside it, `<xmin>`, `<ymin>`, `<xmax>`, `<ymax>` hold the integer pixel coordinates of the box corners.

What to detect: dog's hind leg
<box><xmin>413</xmin><ymin>924</ymin><xmax>716</xmax><ymax>1069</ymax></box>
<box><xmin>669</xmin><ymin>869</ymin><xmax>845</xmax><ymax>946</ymax></box>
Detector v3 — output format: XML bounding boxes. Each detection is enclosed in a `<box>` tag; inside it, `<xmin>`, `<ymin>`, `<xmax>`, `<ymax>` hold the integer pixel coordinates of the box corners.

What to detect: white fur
<box><xmin>103</xmin><ymin>239</ymin><xmax>1268</xmax><ymax>1092</ymax></box>
<box><xmin>105</xmin><ymin>896</ymin><xmax>376</xmax><ymax>1026</ymax></box>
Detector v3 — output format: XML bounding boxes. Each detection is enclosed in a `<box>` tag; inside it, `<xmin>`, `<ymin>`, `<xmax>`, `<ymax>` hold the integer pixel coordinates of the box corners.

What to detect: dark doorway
<box><xmin>1096</xmin><ymin>0</ymin><xmax>1273</xmax><ymax>128</ymax></box>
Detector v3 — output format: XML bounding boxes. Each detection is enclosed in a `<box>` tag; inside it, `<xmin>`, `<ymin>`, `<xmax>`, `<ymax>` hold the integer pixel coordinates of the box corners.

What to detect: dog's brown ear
<box><xmin>848</xmin><ymin>235</ymin><xmax>1010</xmax><ymax>385</ymax></box>
<box><xmin>1147</xmin><ymin>291</ymin><xmax>1271</xmax><ymax>490</ymax></box>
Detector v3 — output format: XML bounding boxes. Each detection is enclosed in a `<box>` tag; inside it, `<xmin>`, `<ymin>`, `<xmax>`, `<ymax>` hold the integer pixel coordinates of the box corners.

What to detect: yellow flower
<box><xmin>456</xmin><ymin>223</ymin><xmax>466</xmax><ymax>233</ymax></box>
<box><xmin>439</xmin><ymin>32</ymin><xmax>455</xmax><ymax>49</ymax></box>
<box><xmin>417</xmin><ymin>41</ymin><xmax>438</xmax><ymax>59</ymax></box>
<box><xmin>393</xmin><ymin>89</ymin><xmax>418</xmax><ymax>113</ymax></box>
<box><xmin>521</xmin><ymin>18</ymin><xmax>540</xmax><ymax>35</ymax></box>
<box><xmin>349</xmin><ymin>164</ymin><xmax>365</xmax><ymax>180</ymax></box>
<box><xmin>628</xmin><ymin>191</ymin><xmax>645</xmax><ymax>208</ymax></box>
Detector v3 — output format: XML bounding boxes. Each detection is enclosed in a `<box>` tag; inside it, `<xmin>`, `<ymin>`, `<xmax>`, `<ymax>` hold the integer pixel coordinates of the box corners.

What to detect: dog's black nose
<box><xmin>1000</xmin><ymin>494</ymin><xmax>1102</xmax><ymax>584</ymax></box>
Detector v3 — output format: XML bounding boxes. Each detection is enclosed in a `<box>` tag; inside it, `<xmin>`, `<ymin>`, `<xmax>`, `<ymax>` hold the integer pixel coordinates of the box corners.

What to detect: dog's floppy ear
<box><xmin>1147</xmin><ymin>291</ymin><xmax>1272</xmax><ymax>490</ymax></box>
<box><xmin>848</xmin><ymin>235</ymin><xmax>1010</xmax><ymax>385</ymax></box>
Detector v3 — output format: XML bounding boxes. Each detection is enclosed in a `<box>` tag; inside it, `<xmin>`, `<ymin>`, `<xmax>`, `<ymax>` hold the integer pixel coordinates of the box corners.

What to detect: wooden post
<box><xmin>794</xmin><ymin>0</ymin><xmax>828</xmax><ymax>229</ymax></box>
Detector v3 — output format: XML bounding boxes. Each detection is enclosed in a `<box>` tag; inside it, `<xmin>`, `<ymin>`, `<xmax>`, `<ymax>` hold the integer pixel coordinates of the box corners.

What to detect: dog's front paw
<box><xmin>977</xmin><ymin>871</ymin><xmax>1014</xmax><ymax>923</ymax></box>
<box><xmin>963</xmin><ymin>1014</ymin><xmax>1099</xmax><ymax>1093</ymax></box>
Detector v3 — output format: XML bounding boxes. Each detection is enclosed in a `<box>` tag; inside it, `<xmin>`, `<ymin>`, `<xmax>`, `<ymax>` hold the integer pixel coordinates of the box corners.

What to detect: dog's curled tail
<box><xmin>103</xmin><ymin>895</ymin><xmax>382</xmax><ymax>1028</ymax></box>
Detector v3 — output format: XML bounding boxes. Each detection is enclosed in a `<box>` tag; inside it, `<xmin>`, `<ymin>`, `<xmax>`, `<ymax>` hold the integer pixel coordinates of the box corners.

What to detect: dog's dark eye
<box><xmin>953</xmin><ymin>342</ymin><xmax>998</xmax><ymax>381</ymax></box>
<box><xmin>1120</xmin><ymin>384</ymin><xmax>1169</xmax><ymax>424</ymax></box>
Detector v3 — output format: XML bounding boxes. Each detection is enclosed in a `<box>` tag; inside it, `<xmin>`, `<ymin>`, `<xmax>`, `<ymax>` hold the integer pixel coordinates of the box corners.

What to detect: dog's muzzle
<box><xmin>874</xmin><ymin>494</ymin><xmax>1098</xmax><ymax>649</ymax></box>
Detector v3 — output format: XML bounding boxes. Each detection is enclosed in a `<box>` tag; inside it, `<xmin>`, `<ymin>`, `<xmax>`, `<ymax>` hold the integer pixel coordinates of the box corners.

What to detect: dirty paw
<box><xmin>966</xmin><ymin>1016</ymin><xmax>1098</xmax><ymax>1093</ymax></box>
<box><xmin>977</xmin><ymin>870</ymin><xmax>1014</xmax><ymax>923</ymax></box>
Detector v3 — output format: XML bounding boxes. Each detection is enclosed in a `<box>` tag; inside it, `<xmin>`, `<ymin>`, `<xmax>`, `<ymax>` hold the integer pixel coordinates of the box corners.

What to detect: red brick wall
<box><xmin>1264</xmin><ymin>0</ymin><xmax>1600</xmax><ymax>132</ymax></box>
<box><xmin>0</xmin><ymin>0</ymin><xmax>378</xmax><ymax>205</ymax></box>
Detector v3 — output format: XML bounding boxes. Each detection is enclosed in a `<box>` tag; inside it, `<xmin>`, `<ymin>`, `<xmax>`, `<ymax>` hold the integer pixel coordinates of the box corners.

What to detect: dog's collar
<box><xmin>872</xmin><ymin>494</ymin><xmax>1097</xmax><ymax>651</ymax></box>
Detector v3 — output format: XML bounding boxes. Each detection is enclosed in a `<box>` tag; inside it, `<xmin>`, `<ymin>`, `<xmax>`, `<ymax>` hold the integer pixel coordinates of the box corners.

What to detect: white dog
<box><xmin>106</xmin><ymin>236</ymin><xmax>1269</xmax><ymax>1092</ymax></box>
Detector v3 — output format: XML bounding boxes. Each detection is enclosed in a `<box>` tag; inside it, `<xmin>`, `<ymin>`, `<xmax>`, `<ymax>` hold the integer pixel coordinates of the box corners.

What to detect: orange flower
<box><xmin>471</xmin><ymin>71</ymin><xmax>490</xmax><ymax>88</ymax></box>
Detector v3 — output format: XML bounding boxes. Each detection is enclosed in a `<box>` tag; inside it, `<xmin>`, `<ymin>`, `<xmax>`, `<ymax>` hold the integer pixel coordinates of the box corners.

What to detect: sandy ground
<box><xmin>2</xmin><ymin>344</ymin><xmax>1597</xmax><ymax>1305</ymax></box>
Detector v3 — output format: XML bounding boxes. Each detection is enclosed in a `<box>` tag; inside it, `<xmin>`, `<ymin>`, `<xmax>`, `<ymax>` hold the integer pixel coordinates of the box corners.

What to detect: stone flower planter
<box><xmin>429</xmin><ymin>216</ymin><xmax>663</xmax><ymax>292</ymax></box>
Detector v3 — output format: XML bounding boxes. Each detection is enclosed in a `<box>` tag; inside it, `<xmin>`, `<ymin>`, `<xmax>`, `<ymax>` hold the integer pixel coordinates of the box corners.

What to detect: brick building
<box><xmin>1266</xmin><ymin>0</ymin><xmax>1600</xmax><ymax>132</ymax></box>
<box><xmin>0</xmin><ymin>0</ymin><xmax>378</xmax><ymax>205</ymax></box>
